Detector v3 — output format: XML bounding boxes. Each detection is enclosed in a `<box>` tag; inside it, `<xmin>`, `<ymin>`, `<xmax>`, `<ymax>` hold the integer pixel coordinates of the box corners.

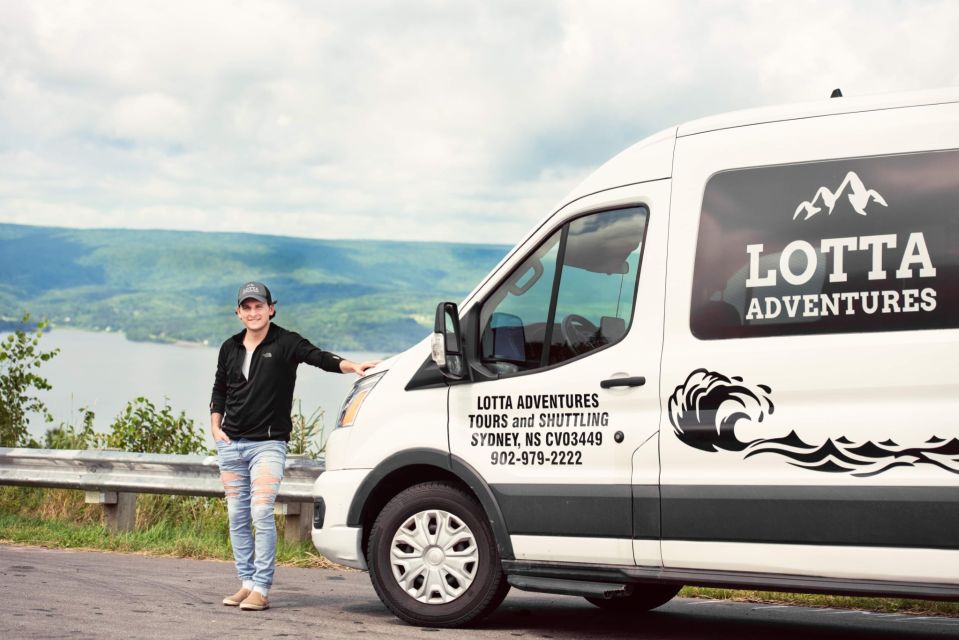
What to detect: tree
<box><xmin>0</xmin><ymin>315</ymin><xmax>60</xmax><ymax>447</ymax></box>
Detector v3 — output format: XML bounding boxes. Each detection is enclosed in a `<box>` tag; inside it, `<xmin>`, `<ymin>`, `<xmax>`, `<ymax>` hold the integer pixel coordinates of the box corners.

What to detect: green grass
<box><xmin>1</xmin><ymin>487</ymin><xmax>956</xmax><ymax>616</ymax></box>
<box><xmin>0</xmin><ymin>486</ymin><xmax>337</xmax><ymax>569</ymax></box>
<box><xmin>680</xmin><ymin>586</ymin><xmax>959</xmax><ymax>617</ymax></box>
<box><xmin>0</xmin><ymin>513</ymin><xmax>330</xmax><ymax>568</ymax></box>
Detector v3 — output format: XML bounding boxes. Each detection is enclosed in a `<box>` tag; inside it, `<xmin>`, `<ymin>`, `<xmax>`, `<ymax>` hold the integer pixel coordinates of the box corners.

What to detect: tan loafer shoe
<box><xmin>239</xmin><ymin>590</ymin><xmax>270</xmax><ymax>611</ymax></box>
<box><xmin>223</xmin><ymin>587</ymin><xmax>251</xmax><ymax>606</ymax></box>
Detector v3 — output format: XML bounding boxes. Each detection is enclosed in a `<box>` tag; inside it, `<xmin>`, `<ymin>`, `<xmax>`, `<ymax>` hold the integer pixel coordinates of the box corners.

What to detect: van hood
<box><xmin>365</xmin><ymin>353</ymin><xmax>401</xmax><ymax>375</ymax></box>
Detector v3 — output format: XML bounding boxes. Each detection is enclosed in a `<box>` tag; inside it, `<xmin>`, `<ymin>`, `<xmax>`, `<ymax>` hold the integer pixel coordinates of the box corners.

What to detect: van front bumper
<box><xmin>311</xmin><ymin>468</ymin><xmax>371</xmax><ymax>570</ymax></box>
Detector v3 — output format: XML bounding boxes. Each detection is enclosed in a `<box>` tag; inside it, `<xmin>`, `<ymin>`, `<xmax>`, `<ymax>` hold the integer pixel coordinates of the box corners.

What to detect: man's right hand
<box><xmin>211</xmin><ymin>413</ymin><xmax>231</xmax><ymax>443</ymax></box>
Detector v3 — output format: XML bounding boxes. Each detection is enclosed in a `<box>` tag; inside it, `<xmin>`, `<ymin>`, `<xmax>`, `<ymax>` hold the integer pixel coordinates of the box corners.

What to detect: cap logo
<box><xmin>237</xmin><ymin>281</ymin><xmax>273</xmax><ymax>304</ymax></box>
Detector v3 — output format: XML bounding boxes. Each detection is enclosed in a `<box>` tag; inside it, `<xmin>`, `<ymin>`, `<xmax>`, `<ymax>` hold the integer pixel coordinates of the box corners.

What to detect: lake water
<box><xmin>8</xmin><ymin>329</ymin><xmax>386</xmax><ymax>447</ymax></box>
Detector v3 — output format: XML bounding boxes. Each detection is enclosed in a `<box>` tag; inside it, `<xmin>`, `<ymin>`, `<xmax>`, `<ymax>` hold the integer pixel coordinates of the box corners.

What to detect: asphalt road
<box><xmin>2</xmin><ymin>544</ymin><xmax>957</xmax><ymax>639</ymax></box>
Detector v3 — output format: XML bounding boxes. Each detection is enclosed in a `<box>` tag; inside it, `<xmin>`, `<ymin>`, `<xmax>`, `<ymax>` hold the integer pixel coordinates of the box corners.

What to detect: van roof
<box><xmin>678</xmin><ymin>86</ymin><xmax>959</xmax><ymax>137</ymax></box>
<box><xmin>558</xmin><ymin>86</ymin><xmax>959</xmax><ymax>226</ymax></box>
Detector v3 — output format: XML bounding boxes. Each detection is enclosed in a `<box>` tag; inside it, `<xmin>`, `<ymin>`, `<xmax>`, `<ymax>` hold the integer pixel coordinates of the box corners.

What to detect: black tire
<box><xmin>367</xmin><ymin>481</ymin><xmax>510</xmax><ymax>627</ymax></box>
<box><xmin>585</xmin><ymin>583</ymin><xmax>681</xmax><ymax>612</ymax></box>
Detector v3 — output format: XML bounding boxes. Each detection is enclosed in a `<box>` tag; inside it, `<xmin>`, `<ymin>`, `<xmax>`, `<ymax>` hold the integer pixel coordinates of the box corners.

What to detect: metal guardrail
<box><xmin>0</xmin><ymin>447</ymin><xmax>324</xmax><ymax>501</ymax></box>
<box><xmin>0</xmin><ymin>448</ymin><xmax>325</xmax><ymax>539</ymax></box>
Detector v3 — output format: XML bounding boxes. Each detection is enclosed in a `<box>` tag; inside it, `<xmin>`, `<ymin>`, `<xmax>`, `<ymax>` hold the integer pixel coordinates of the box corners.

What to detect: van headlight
<box><xmin>336</xmin><ymin>372</ymin><xmax>386</xmax><ymax>428</ymax></box>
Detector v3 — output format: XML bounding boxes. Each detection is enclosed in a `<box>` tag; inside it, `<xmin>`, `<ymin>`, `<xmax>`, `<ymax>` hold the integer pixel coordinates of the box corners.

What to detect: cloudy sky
<box><xmin>1</xmin><ymin>1</ymin><xmax>957</xmax><ymax>245</ymax></box>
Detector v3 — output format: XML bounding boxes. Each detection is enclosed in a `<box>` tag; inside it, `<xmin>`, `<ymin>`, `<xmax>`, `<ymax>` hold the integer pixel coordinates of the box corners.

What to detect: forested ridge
<box><xmin>0</xmin><ymin>223</ymin><xmax>509</xmax><ymax>351</ymax></box>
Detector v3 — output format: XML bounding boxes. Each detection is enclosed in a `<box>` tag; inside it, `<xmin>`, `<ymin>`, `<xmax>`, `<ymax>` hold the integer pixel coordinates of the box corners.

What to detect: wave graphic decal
<box><xmin>746</xmin><ymin>434</ymin><xmax>959</xmax><ymax>477</ymax></box>
<box><xmin>668</xmin><ymin>369</ymin><xmax>774</xmax><ymax>452</ymax></box>
<box><xmin>669</xmin><ymin>369</ymin><xmax>959</xmax><ymax>477</ymax></box>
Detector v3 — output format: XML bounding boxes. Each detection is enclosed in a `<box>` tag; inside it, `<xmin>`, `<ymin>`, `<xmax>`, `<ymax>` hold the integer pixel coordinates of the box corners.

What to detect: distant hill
<box><xmin>0</xmin><ymin>224</ymin><xmax>510</xmax><ymax>352</ymax></box>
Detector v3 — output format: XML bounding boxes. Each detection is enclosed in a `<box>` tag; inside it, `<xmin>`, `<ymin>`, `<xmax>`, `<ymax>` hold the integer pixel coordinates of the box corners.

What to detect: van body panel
<box><xmin>632</xmin><ymin>539</ymin><xmax>662</xmax><ymax>568</ymax></box>
<box><xmin>510</xmin><ymin>535</ymin><xmax>635</xmax><ymax>565</ymax></box>
<box><xmin>630</xmin><ymin>432</ymin><xmax>662</xmax><ymax>565</ymax></box>
<box><xmin>321</xmin><ymin>423</ymin><xmax>353</xmax><ymax>471</ymax></box>
<box><xmin>448</xmin><ymin>180</ymin><xmax>671</xmax><ymax>564</ymax></box>
<box><xmin>662</xmin><ymin>541</ymin><xmax>959</xmax><ymax>585</ymax></box>
<box><xmin>310</xmin><ymin>468</ymin><xmax>371</xmax><ymax>569</ymax></box>
<box><xmin>661</xmin><ymin>99</ymin><xmax>959</xmax><ymax>581</ymax></box>
<box><xmin>330</xmin><ymin>339</ymin><xmax>449</xmax><ymax>471</ymax></box>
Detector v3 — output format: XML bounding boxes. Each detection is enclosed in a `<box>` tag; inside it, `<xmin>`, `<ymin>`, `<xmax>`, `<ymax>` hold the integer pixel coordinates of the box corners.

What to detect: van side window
<box><xmin>479</xmin><ymin>207</ymin><xmax>648</xmax><ymax>374</ymax></box>
<box><xmin>690</xmin><ymin>150</ymin><xmax>959</xmax><ymax>339</ymax></box>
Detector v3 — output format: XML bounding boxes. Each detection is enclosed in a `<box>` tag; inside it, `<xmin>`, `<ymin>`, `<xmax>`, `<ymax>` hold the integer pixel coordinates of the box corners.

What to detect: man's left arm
<box><xmin>338</xmin><ymin>358</ymin><xmax>380</xmax><ymax>376</ymax></box>
<box><xmin>293</xmin><ymin>336</ymin><xmax>379</xmax><ymax>376</ymax></box>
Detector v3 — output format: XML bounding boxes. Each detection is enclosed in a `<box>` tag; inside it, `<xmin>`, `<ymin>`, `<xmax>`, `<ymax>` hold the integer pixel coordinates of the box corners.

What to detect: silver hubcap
<box><xmin>389</xmin><ymin>509</ymin><xmax>479</xmax><ymax>604</ymax></box>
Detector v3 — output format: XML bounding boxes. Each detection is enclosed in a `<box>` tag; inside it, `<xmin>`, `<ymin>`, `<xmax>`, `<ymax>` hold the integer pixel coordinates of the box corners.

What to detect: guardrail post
<box><xmin>275</xmin><ymin>501</ymin><xmax>314</xmax><ymax>543</ymax></box>
<box><xmin>85</xmin><ymin>491</ymin><xmax>137</xmax><ymax>533</ymax></box>
<box><xmin>276</xmin><ymin>453</ymin><xmax>315</xmax><ymax>543</ymax></box>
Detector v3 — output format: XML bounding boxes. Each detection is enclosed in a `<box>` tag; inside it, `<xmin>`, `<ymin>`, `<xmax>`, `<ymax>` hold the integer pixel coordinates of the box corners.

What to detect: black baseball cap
<box><xmin>237</xmin><ymin>281</ymin><xmax>276</xmax><ymax>306</ymax></box>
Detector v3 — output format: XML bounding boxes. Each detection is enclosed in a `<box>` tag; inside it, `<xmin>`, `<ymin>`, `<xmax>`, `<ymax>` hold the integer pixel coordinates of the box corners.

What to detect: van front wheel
<box><xmin>585</xmin><ymin>583</ymin><xmax>681</xmax><ymax>612</ymax></box>
<box><xmin>368</xmin><ymin>481</ymin><xmax>510</xmax><ymax>627</ymax></box>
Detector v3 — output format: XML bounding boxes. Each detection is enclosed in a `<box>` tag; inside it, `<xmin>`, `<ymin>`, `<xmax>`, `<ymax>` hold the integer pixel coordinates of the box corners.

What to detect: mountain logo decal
<box><xmin>793</xmin><ymin>171</ymin><xmax>888</xmax><ymax>221</ymax></box>
<box><xmin>669</xmin><ymin>369</ymin><xmax>959</xmax><ymax>477</ymax></box>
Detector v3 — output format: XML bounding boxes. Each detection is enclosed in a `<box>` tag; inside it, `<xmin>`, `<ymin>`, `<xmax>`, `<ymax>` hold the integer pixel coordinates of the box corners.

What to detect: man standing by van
<box><xmin>210</xmin><ymin>281</ymin><xmax>377</xmax><ymax>611</ymax></box>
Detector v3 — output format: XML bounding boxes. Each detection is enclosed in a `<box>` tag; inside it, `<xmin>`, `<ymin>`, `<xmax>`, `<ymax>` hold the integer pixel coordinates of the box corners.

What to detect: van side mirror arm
<box><xmin>431</xmin><ymin>301</ymin><xmax>468</xmax><ymax>381</ymax></box>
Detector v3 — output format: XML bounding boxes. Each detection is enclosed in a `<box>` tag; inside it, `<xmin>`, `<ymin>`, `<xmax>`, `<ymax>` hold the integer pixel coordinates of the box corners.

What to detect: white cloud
<box><xmin>0</xmin><ymin>0</ymin><xmax>957</xmax><ymax>245</ymax></box>
<box><xmin>100</xmin><ymin>92</ymin><xmax>191</xmax><ymax>143</ymax></box>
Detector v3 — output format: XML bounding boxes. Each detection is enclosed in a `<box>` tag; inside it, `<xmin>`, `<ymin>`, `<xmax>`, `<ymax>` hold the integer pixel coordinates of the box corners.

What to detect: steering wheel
<box><xmin>561</xmin><ymin>314</ymin><xmax>600</xmax><ymax>355</ymax></box>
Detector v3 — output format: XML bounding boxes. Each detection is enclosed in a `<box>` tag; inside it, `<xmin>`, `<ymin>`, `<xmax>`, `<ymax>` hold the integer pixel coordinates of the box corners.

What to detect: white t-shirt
<box><xmin>242</xmin><ymin>349</ymin><xmax>253</xmax><ymax>380</ymax></box>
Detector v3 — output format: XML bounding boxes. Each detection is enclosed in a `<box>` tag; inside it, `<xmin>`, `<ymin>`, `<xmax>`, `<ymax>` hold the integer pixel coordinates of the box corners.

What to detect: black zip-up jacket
<box><xmin>210</xmin><ymin>324</ymin><xmax>344</xmax><ymax>441</ymax></box>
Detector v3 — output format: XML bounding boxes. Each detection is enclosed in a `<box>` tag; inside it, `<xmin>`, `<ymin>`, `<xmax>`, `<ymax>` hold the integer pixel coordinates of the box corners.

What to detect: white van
<box><xmin>312</xmin><ymin>87</ymin><xmax>959</xmax><ymax>627</ymax></box>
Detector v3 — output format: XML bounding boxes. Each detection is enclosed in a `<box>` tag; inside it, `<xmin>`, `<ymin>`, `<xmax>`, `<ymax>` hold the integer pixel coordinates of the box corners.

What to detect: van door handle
<box><xmin>600</xmin><ymin>376</ymin><xmax>646</xmax><ymax>389</ymax></box>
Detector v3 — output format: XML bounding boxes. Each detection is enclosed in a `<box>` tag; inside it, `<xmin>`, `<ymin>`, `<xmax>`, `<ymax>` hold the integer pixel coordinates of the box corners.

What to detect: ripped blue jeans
<box><xmin>216</xmin><ymin>438</ymin><xmax>287</xmax><ymax>589</ymax></box>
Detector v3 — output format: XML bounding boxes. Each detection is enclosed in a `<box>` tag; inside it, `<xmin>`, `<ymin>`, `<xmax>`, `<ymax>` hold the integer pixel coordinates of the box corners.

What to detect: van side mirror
<box><xmin>431</xmin><ymin>301</ymin><xmax>467</xmax><ymax>380</ymax></box>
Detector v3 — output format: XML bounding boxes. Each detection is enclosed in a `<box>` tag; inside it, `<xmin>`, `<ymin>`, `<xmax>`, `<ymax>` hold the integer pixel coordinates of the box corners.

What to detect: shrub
<box><xmin>288</xmin><ymin>399</ymin><xmax>325</xmax><ymax>459</ymax></box>
<box><xmin>106</xmin><ymin>397</ymin><xmax>205</xmax><ymax>454</ymax></box>
<box><xmin>43</xmin><ymin>407</ymin><xmax>103</xmax><ymax>450</ymax></box>
<box><xmin>0</xmin><ymin>315</ymin><xmax>59</xmax><ymax>447</ymax></box>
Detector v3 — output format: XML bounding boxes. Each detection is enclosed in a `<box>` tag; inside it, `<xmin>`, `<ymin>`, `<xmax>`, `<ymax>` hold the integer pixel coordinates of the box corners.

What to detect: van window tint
<box><xmin>691</xmin><ymin>149</ymin><xmax>959</xmax><ymax>339</ymax></box>
<box><xmin>480</xmin><ymin>207</ymin><xmax>648</xmax><ymax>374</ymax></box>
